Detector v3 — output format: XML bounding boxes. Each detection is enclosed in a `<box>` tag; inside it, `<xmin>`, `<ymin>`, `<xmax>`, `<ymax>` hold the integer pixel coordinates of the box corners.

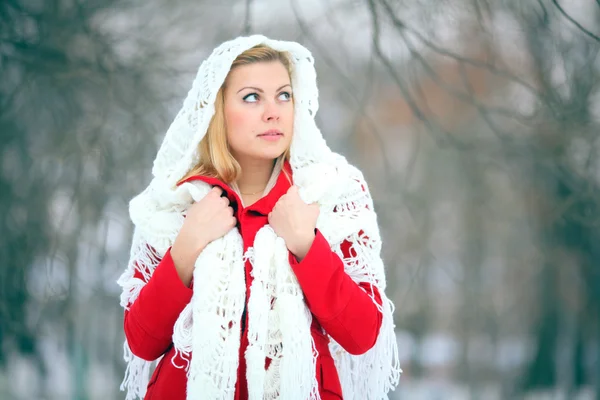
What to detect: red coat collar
<box><xmin>177</xmin><ymin>160</ymin><xmax>293</xmax><ymax>216</ymax></box>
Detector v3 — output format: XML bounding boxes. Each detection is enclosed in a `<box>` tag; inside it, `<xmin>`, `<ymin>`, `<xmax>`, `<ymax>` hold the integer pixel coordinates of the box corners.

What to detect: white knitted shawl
<box><xmin>117</xmin><ymin>35</ymin><xmax>401</xmax><ymax>400</ymax></box>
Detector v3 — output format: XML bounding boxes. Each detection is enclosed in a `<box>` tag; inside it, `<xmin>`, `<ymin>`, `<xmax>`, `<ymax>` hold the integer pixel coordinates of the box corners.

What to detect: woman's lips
<box><xmin>258</xmin><ymin>130</ymin><xmax>283</xmax><ymax>141</ymax></box>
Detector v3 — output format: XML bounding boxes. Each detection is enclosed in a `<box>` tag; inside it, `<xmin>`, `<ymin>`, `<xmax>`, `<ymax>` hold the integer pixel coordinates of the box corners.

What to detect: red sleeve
<box><xmin>124</xmin><ymin>248</ymin><xmax>193</xmax><ymax>361</ymax></box>
<box><xmin>289</xmin><ymin>230</ymin><xmax>383</xmax><ymax>355</ymax></box>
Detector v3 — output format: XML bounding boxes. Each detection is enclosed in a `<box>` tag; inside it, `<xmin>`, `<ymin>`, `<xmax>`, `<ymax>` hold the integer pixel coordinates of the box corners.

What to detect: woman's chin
<box><xmin>240</xmin><ymin>148</ymin><xmax>287</xmax><ymax>162</ymax></box>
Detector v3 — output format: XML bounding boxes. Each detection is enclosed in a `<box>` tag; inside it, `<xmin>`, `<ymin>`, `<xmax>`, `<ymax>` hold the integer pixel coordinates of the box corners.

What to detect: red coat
<box><xmin>123</xmin><ymin>161</ymin><xmax>383</xmax><ymax>399</ymax></box>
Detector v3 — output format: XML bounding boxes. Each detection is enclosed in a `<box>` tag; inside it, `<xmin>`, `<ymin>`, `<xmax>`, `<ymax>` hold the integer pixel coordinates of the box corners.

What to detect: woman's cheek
<box><xmin>226</xmin><ymin>106</ymin><xmax>254</xmax><ymax>145</ymax></box>
<box><xmin>227</xmin><ymin>105</ymin><xmax>245</xmax><ymax>130</ymax></box>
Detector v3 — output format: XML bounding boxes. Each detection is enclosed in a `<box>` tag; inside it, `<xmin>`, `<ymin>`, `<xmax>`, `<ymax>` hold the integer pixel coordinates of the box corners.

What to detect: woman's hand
<box><xmin>171</xmin><ymin>187</ymin><xmax>237</xmax><ymax>285</ymax></box>
<box><xmin>268</xmin><ymin>185</ymin><xmax>319</xmax><ymax>260</ymax></box>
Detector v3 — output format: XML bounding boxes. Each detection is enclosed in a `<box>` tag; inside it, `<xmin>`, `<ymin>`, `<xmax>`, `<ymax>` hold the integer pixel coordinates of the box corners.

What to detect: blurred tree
<box><xmin>0</xmin><ymin>0</ymin><xmax>171</xmax><ymax>396</ymax></box>
<box><xmin>512</xmin><ymin>2</ymin><xmax>600</xmax><ymax>396</ymax></box>
<box><xmin>360</xmin><ymin>0</ymin><xmax>600</xmax><ymax>396</ymax></box>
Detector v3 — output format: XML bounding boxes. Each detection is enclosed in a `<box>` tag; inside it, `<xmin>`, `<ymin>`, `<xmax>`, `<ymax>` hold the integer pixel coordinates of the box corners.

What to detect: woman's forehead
<box><xmin>226</xmin><ymin>62</ymin><xmax>291</xmax><ymax>89</ymax></box>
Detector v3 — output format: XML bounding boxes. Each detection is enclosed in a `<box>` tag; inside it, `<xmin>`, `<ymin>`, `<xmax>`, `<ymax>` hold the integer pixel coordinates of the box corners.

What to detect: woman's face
<box><xmin>223</xmin><ymin>61</ymin><xmax>294</xmax><ymax>164</ymax></box>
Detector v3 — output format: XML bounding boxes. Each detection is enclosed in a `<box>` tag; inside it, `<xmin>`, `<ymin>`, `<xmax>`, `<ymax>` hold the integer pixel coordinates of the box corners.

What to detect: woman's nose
<box><xmin>262</xmin><ymin>102</ymin><xmax>280</xmax><ymax>122</ymax></box>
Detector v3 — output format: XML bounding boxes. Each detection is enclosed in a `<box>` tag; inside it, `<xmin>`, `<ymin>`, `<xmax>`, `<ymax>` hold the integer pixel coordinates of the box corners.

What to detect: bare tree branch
<box><xmin>456</xmin><ymin>60</ymin><xmax>513</xmax><ymax>142</ymax></box>
<box><xmin>551</xmin><ymin>0</ymin><xmax>600</xmax><ymax>42</ymax></box>
<box><xmin>289</xmin><ymin>0</ymin><xmax>401</xmax><ymax>186</ymax></box>
<box><xmin>368</xmin><ymin>0</ymin><xmax>538</xmax><ymax>159</ymax></box>
<box><xmin>365</xmin><ymin>0</ymin><xmax>459</xmax><ymax>147</ymax></box>
<box><xmin>397</xmin><ymin>18</ymin><xmax>535</xmax><ymax>128</ymax></box>
<box><xmin>378</xmin><ymin>0</ymin><xmax>543</xmax><ymax>99</ymax></box>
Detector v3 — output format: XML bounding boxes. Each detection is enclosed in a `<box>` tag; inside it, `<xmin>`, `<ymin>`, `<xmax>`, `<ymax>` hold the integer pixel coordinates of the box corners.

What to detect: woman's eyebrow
<box><xmin>237</xmin><ymin>84</ymin><xmax>292</xmax><ymax>94</ymax></box>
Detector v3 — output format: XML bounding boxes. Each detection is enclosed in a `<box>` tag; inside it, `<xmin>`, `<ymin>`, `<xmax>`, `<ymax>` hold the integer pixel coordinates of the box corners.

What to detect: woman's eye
<box><xmin>279</xmin><ymin>92</ymin><xmax>292</xmax><ymax>101</ymax></box>
<box><xmin>243</xmin><ymin>93</ymin><xmax>259</xmax><ymax>102</ymax></box>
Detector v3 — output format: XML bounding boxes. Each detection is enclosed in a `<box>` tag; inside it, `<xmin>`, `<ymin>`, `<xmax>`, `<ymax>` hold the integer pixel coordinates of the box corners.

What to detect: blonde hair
<box><xmin>179</xmin><ymin>45</ymin><xmax>293</xmax><ymax>184</ymax></box>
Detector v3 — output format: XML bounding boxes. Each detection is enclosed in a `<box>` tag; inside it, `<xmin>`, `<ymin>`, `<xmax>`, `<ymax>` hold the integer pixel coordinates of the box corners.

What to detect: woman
<box><xmin>117</xmin><ymin>35</ymin><xmax>400</xmax><ymax>400</ymax></box>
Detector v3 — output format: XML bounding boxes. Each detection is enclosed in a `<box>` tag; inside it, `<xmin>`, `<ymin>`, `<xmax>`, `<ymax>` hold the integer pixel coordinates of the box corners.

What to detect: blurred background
<box><xmin>1</xmin><ymin>0</ymin><xmax>599</xmax><ymax>399</ymax></box>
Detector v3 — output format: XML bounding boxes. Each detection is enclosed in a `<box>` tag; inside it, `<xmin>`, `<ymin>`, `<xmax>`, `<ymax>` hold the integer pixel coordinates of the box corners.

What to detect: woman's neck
<box><xmin>236</xmin><ymin>157</ymin><xmax>276</xmax><ymax>195</ymax></box>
